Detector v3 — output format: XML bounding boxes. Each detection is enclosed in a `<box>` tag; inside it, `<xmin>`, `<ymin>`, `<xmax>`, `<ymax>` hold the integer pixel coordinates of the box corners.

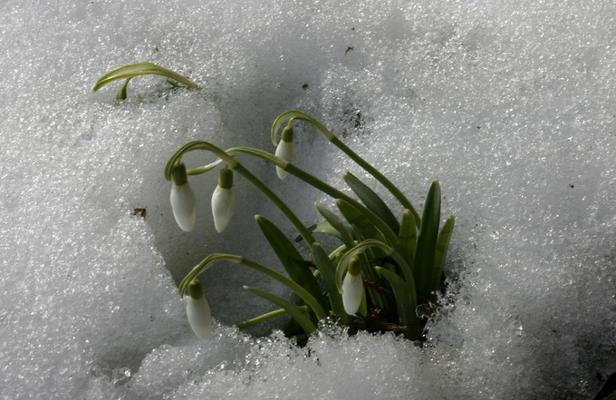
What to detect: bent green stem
<box><xmin>271</xmin><ymin>110</ymin><xmax>420</xmax><ymax>225</ymax></box>
<box><xmin>165</xmin><ymin>141</ymin><xmax>314</xmax><ymax>244</ymax></box>
<box><xmin>93</xmin><ymin>62</ymin><xmax>201</xmax><ymax>96</ymax></box>
<box><xmin>186</xmin><ymin>146</ymin><xmax>399</xmax><ymax>245</ymax></box>
<box><xmin>178</xmin><ymin>253</ymin><xmax>326</xmax><ymax>319</ymax></box>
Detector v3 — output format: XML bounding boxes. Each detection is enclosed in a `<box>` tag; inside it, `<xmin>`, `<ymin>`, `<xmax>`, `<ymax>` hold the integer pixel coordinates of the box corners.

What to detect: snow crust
<box><xmin>1</xmin><ymin>0</ymin><xmax>615</xmax><ymax>399</ymax></box>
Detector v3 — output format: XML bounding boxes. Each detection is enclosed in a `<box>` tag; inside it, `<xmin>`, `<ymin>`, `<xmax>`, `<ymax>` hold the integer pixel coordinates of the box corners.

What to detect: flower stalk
<box><xmin>93</xmin><ymin>62</ymin><xmax>200</xmax><ymax>100</ymax></box>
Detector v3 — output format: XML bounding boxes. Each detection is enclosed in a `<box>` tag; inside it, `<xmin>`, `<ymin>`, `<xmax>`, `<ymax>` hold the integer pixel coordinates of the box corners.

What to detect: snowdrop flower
<box><xmin>186</xmin><ymin>279</ymin><xmax>212</xmax><ymax>339</ymax></box>
<box><xmin>170</xmin><ymin>163</ymin><xmax>196</xmax><ymax>232</ymax></box>
<box><xmin>211</xmin><ymin>167</ymin><xmax>234</xmax><ymax>233</ymax></box>
<box><xmin>342</xmin><ymin>257</ymin><xmax>363</xmax><ymax>315</ymax></box>
<box><xmin>274</xmin><ymin>125</ymin><xmax>294</xmax><ymax>179</ymax></box>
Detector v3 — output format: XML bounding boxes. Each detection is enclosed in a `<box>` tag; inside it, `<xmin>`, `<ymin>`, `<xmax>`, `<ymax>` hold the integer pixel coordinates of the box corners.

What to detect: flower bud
<box><xmin>274</xmin><ymin>125</ymin><xmax>294</xmax><ymax>179</ymax></box>
<box><xmin>170</xmin><ymin>163</ymin><xmax>196</xmax><ymax>232</ymax></box>
<box><xmin>186</xmin><ymin>279</ymin><xmax>212</xmax><ymax>339</ymax></box>
<box><xmin>211</xmin><ymin>167</ymin><xmax>234</xmax><ymax>233</ymax></box>
<box><xmin>342</xmin><ymin>257</ymin><xmax>363</xmax><ymax>315</ymax></box>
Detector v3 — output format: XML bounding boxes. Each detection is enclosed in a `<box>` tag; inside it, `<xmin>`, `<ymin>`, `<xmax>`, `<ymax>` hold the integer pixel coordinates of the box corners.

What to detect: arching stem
<box><xmin>165</xmin><ymin>141</ymin><xmax>314</xmax><ymax>244</ymax></box>
<box><xmin>271</xmin><ymin>110</ymin><xmax>420</xmax><ymax>225</ymax></box>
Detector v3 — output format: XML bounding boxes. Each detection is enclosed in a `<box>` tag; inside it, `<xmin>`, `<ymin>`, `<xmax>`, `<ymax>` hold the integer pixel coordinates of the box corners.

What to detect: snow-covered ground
<box><xmin>1</xmin><ymin>1</ymin><xmax>615</xmax><ymax>399</ymax></box>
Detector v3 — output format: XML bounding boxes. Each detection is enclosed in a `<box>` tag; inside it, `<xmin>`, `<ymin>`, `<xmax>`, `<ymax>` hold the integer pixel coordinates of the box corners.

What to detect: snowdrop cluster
<box><xmin>166</xmin><ymin>109</ymin><xmax>454</xmax><ymax>342</ymax></box>
<box><xmin>94</xmin><ymin>63</ymin><xmax>454</xmax><ymax>342</ymax></box>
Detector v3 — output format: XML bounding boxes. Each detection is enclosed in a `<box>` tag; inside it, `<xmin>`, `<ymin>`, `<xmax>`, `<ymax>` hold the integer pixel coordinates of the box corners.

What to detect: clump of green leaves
<box><xmin>167</xmin><ymin>110</ymin><xmax>455</xmax><ymax>341</ymax></box>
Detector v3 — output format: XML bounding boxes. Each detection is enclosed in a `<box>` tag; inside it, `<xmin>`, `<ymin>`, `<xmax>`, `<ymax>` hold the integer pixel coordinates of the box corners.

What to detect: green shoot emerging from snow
<box><xmin>93</xmin><ymin>62</ymin><xmax>200</xmax><ymax>100</ymax></box>
<box><xmin>165</xmin><ymin>110</ymin><xmax>455</xmax><ymax>342</ymax></box>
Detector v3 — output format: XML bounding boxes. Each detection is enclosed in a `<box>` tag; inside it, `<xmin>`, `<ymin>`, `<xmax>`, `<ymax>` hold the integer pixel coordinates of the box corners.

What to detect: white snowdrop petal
<box><xmin>170</xmin><ymin>182</ymin><xmax>196</xmax><ymax>232</ymax></box>
<box><xmin>274</xmin><ymin>140</ymin><xmax>294</xmax><ymax>179</ymax></box>
<box><xmin>185</xmin><ymin>296</ymin><xmax>212</xmax><ymax>339</ymax></box>
<box><xmin>211</xmin><ymin>186</ymin><xmax>234</xmax><ymax>233</ymax></box>
<box><xmin>342</xmin><ymin>272</ymin><xmax>363</xmax><ymax>315</ymax></box>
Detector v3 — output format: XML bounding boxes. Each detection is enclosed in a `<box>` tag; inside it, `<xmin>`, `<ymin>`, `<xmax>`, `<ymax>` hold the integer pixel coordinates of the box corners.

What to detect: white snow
<box><xmin>1</xmin><ymin>0</ymin><xmax>615</xmax><ymax>399</ymax></box>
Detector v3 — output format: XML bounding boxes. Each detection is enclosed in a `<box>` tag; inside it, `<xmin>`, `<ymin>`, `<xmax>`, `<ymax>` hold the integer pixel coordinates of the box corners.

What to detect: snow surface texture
<box><xmin>1</xmin><ymin>0</ymin><xmax>615</xmax><ymax>399</ymax></box>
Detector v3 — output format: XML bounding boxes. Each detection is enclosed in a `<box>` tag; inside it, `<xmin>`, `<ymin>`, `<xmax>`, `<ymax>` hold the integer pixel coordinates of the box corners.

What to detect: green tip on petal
<box><xmin>281</xmin><ymin>125</ymin><xmax>294</xmax><ymax>142</ymax></box>
<box><xmin>218</xmin><ymin>167</ymin><xmax>234</xmax><ymax>189</ymax></box>
<box><xmin>348</xmin><ymin>255</ymin><xmax>361</xmax><ymax>276</ymax></box>
<box><xmin>171</xmin><ymin>163</ymin><xmax>188</xmax><ymax>186</ymax></box>
<box><xmin>188</xmin><ymin>279</ymin><xmax>203</xmax><ymax>300</ymax></box>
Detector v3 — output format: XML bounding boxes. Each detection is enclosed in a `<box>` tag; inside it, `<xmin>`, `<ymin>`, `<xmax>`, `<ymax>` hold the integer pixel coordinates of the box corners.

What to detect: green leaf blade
<box><xmin>343</xmin><ymin>172</ymin><xmax>400</xmax><ymax>233</ymax></box>
<box><xmin>431</xmin><ymin>215</ymin><xmax>455</xmax><ymax>291</ymax></box>
<box><xmin>414</xmin><ymin>181</ymin><xmax>442</xmax><ymax>299</ymax></box>
<box><xmin>315</xmin><ymin>204</ymin><xmax>355</xmax><ymax>247</ymax></box>
<box><xmin>243</xmin><ymin>286</ymin><xmax>316</xmax><ymax>334</ymax></box>
<box><xmin>375</xmin><ymin>266</ymin><xmax>419</xmax><ymax>339</ymax></box>
<box><xmin>255</xmin><ymin>215</ymin><xmax>328</xmax><ymax>308</ymax></box>
<box><xmin>336</xmin><ymin>198</ymin><xmax>398</xmax><ymax>245</ymax></box>
<box><xmin>311</xmin><ymin>243</ymin><xmax>348</xmax><ymax>322</ymax></box>
<box><xmin>396</xmin><ymin>209</ymin><xmax>417</xmax><ymax>267</ymax></box>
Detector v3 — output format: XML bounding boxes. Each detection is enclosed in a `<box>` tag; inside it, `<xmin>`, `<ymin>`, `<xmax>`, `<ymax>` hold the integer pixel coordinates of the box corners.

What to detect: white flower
<box><xmin>211</xmin><ymin>168</ymin><xmax>234</xmax><ymax>233</ymax></box>
<box><xmin>186</xmin><ymin>280</ymin><xmax>212</xmax><ymax>339</ymax></box>
<box><xmin>170</xmin><ymin>163</ymin><xmax>196</xmax><ymax>232</ymax></box>
<box><xmin>342</xmin><ymin>271</ymin><xmax>363</xmax><ymax>315</ymax></box>
<box><xmin>274</xmin><ymin>125</ymin><xmax>294</xmax><ymax>179</ymax></box>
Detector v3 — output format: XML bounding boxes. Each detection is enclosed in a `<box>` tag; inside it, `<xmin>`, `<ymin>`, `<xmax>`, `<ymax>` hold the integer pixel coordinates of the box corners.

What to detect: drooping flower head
<box><xmin>170</xmin><ymin>162</ymin><xmax>196</xmax><ymax>232</ymax></box>
<box><xmin>274</xmin><ymin>124</ymin><xmax>294</xmax><ymax>179</ymax></box>
<box><xmin>211</xmin><ymin>167</ymin><xmax>234</xmax><ymax>233</ymax></box>
<box><xmin>185</xmin><ymin>279</ymin><xmax>212</xmax><ymax>339</ymax></box>
<box><xmin>342</xmin><ymin>256</ymin><xmax>364</xmax><ymax>315</ymax></box>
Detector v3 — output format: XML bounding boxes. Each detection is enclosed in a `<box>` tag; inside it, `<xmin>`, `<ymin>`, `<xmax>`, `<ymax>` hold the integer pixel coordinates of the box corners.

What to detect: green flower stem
<box><xmin>178</xmin><ymin>253</ymin><xmax>327</xmax><ymax>320</ymax></box>
<box><xmin>117</xmin><ymin>78</ymin><xmax>132</xmax><ymax>100</ymax></box>
<box><xmin>237</xmin><ymin>306</ymin><xmax>309</xmax><ymax>329</ymax></box>
<box><xmin>93</xmin><ymin>62</ymin><xmax>201</xmax><ymax>93</ymax></box>
<box><xmin>187</xmin><ymin>159</ymin><xmax>223</xmax><ymax>175</ymax></box>
<box><xmin>199</xmin><ymin>146</ymin><xmax>398</xmax><ymax>245</ymax></box>
<box><xmin>243</xmin><ymin>286</ymin><xmax>317</xmax><ymax>334</ymax></box>
<box><xmin>165</xmin><ymin>141</ymin><xmax>314</xmax><ymax>244</ymax></box>
<box><xmin>329</xmin><ymin>244</ymin><xmax>349</xmax><ymax>260</ymax></box>
<box><xmin>271</xmin><ymin>110</ymin><xmax>420</xmax><ymax>226</ymax></box>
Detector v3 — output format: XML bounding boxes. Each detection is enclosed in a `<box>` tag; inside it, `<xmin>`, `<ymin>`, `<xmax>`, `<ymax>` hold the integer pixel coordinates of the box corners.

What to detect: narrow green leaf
<box><xmin>343</xmin><ymin>172</ymin><xmax>400</xmax><ymax>233</ymax></box>
<box><xmin>243</xmin><ymin>286</ymin><xmax>316</xmax><ymax>334</ymax></box>
<box><xmin>294</xmin><ymin>220</ymin><xmax>344</xmax><ymax>243</ymax></box>
<box><xmin>336</xmin><ymin>198</ymin><xmax>378</xmax><ymax>239</ymax></box>
<box><xmin>255</xmin><ymin>215</ymin><xmax>327</xmax><ymax>308</ymax></box>
<box><xmin>237</xmin><ymin>307</ymin><xmax>289</xmax><ymax>329</ymax></box>
<box><xmin>396</xmin><ymin>209</ymin><xmax>417</xmax><ymax>266</ymax></box>
<box><xmin>414</xmin><ymin>181</ymin><xmax>441</xmax><ymax>298</ymax></box>
<box><xmin>336</xmin><ymin>198</ymin><xmax>398</xmax><ymax>245</ymax></box>
<box><xmin>358</xmin><ymin>290</ymin><xmax>368</xmax><ymax>317</ymax></box>
<box><xmin>311</xmin><ymin>243</ymin><xmax>347</xmax><ymax>322</ymax></box>
<box><xmin>375</xmin><ymin>266</ymin><xmax>419</xmax><ymax>339</ymax></box>
<box><xmin>312</xmin><ymin>220</ymin><xmax>344</xmax><ymax>240</ymax></box>
<box><xmin>431</xmin><ymin>215</ymin><xmax>455</xmax><ymax>291</ymax></box>
<box><xmin>316</xmin><ymin>204</ymin><xmax>354</xmax><ymax>247</ymax></box>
